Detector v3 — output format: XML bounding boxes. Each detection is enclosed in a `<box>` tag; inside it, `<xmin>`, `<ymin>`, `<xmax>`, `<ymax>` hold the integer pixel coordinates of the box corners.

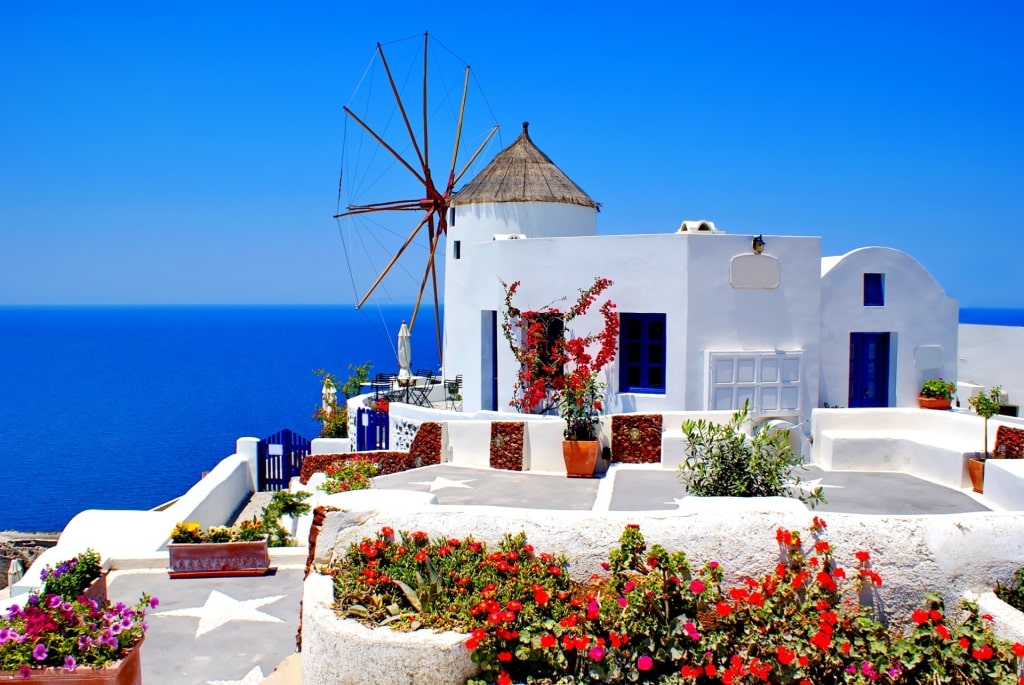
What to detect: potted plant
<box><xmin>0</xmin><ymin>589</ymin><xmax>157</xmax><ymax>683</ymax></box>
<box><xmin>38</xmin><ymin>549</ymin><xmax>106</xmax><ymax>606</ymax></box>
<box><xmin>966</xmin><ymin>385</ymin><xmax>1004</xmax><ymax>493</ymax></box>
<box><xmin>500</xmin><ymin>277</ymin><xmax>619</xmax><ymax>478</ymax></box>
<box><xmin>919</xmin><ymin>377</ymin><xmax>955</xmax><ymax>410</ymax></box>
<box><xmin>167</xmin><ymin>489</ymin><xmax>311</xmax><ymax>577</ymax></box>
<box><xmin>167</xmin><ymin>518</ymin><xmax>272</xmax><ymax>579</ymax></box>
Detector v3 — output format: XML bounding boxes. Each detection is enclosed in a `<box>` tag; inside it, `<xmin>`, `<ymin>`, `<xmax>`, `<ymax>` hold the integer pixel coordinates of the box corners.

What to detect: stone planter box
<box><xmin>976</xmin><ymin>591</ymin><xmax>1024</xmax><ymax>644</ymax></box>
<box><xmin>167</xmin><ymin>539</ymin><xmax>272</xmax><ymax>579</ymax></box>
<box><xmin>302</xmin><ymin>573</ymin><xmax>477</xmax><ymax>685</ymax></box>
<box><xmin>0</xmin><ymin>636</ymin><xmax>143</xmax><ymax>684</ymax></box>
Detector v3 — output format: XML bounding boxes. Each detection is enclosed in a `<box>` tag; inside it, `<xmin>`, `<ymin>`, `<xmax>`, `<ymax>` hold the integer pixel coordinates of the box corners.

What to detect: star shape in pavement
<box><xmin>794</xmin><ymin>478</ymin><xmax>844</xmax><ymax>491</ymax></box>
<box><xmin>155</xmin><ymin>590</ymin><xmax>285</xmax><ymax>638</ymax></box>
<box><xmin>409</xmin><ymin>475</ymin><xmax>476</xmax><ymax>492</ymax></box>
<box><xmin>207</xmin><ymin>666</ymin><xmax>264</xmax><ymax>685</ymax></box>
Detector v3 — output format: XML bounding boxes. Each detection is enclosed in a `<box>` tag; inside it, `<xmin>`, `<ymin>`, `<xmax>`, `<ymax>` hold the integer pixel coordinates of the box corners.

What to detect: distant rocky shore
<box><xmin>0</xmin><ymin>531</ymin><xmax>59</xmax><ymax>591</ymax></box>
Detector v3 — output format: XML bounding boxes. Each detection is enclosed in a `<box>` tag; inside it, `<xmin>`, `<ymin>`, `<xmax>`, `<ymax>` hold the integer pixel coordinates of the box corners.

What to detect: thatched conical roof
<box><xmin>451</xmin><ymin>122</ymin><xmax>599</xmax><ymax>210</ymax></box>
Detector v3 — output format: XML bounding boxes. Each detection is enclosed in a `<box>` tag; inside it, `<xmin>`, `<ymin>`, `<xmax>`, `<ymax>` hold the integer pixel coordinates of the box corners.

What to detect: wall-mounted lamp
<box><xmin>752</xmin><ymin>234</ymin><xmax>765</xmax><ymax>254</ymax></box>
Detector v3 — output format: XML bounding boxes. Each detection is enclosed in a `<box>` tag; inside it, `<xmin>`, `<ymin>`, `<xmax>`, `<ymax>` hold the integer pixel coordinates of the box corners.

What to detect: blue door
<box><xmin>849</xmin><ymin>332</ymin><xmax>890</xmax><ymax>408</ymax></box>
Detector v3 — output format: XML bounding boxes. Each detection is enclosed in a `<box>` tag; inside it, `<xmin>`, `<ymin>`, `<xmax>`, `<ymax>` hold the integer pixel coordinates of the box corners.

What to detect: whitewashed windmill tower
<box><xmin>443</xmin><ymin>122</ymin><xmax>600</xmax><ymax>412</ymax></box>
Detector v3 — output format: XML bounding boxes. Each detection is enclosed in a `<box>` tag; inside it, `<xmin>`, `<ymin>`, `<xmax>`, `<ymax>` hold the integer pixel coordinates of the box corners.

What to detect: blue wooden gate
<box><xmin>257</xmin><ymin>429</ymin><xmax>311</xmax><ymax>491</ymax></box>
<box><xmin>356</xmin><ymin>407</ymin><xmax>389</xmax><ymax>451</ymax></box>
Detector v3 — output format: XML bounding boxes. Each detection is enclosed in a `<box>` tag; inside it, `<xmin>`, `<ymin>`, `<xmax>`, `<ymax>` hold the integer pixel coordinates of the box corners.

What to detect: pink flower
<box><xmin>637</xmin><ymin>655</ymin><xmax>654</xmax><ymax>671</ymax></box>
<box><xmin>589</xmin><ymin>646</ymin><xmax>605</xmax><ymax>661</ymax></box>
<box><xmin>690</xmin><ymin>579</ymin><xmax>706</xmax><ymax>594</ymax></box>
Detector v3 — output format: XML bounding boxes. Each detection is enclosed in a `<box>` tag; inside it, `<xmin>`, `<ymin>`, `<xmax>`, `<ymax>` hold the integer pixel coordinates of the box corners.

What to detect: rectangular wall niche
<box><xmin>708</xmin><ymin>351</ymin><xmax>802</xmax><ymax>413</ymax></box>
<box><xmin>730</xmin><ymin>254</ymin><xmax>780</xmax><ymax>289</ymax></box>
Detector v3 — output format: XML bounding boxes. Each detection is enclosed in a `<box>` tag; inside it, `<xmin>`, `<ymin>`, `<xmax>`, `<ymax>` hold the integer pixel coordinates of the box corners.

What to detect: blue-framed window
<box><xmin>864</xmin><ymin>273</ymin><xmax>884</xmax><ymax>307</ymax></box>
<box><xmin>619</xmin><ymin>313</ymin><xmax>666</xmax><ymax>393</ymax></box>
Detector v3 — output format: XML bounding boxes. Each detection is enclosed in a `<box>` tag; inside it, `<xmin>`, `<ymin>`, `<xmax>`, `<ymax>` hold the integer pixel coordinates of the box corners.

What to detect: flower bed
<box><xmin>299</xmin><ymin>422</ymin><xmax>442</xmax><ymax>484</ymax></box>
<box><xmin>311</xmin><ymin>520</ymin><xmax>1024</xmax><ymax>685</ymax></box>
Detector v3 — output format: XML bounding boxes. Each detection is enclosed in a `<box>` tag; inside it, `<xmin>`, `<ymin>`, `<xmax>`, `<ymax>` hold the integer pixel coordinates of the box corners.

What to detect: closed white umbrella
<box><xmin>321</xmin><ymin>376</ymin><xmax>337</xmax><ymax>415</ymax></box>
<box><xmin>397</xmin><ymin>321</ymin><xmax>412</xmax><ymax>384</ymax></box>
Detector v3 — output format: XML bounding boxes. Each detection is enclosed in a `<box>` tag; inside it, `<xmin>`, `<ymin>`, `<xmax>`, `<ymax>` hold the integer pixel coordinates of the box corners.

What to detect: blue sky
<box><xmin>2</xmin><ymin>1</ymin><xmax>1021</xmax><ymax>308</ymax></box>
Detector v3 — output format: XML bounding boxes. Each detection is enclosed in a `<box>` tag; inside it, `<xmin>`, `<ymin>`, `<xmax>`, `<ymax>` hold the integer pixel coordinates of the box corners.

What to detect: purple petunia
<box><xmin>149</xmin><ymin>597</ymin><xmax>160</xmax><ymax>608</ymax></box>
<box><xmin>64</xmin><ymin>656</ymin><xmax>77</xmax><ymax>672</ymax></box>
<box><xmin>32</xmin><ymin>642</ymin><xmax>48</xmax><ymax>661</ymax></box>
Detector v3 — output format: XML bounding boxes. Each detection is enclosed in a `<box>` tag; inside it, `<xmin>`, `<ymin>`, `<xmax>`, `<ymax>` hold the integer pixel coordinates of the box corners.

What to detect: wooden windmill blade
<box><xmin>333</xmin><ymin>32</ymin><xmax>501</xmax><ymax>366</ymax></box>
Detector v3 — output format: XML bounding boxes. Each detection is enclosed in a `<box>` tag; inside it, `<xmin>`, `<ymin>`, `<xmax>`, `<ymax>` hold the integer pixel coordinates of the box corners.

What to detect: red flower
<box><xmin>1013</xmin><ymin>642</ymin><xmax>1024</xmax><ymax>657</ymax></box>
<box><xmin>540</xmin><ymin>634</ymin><xmax>556</xmax><ymax>649</ymax></box>
<box><xmin>855</xmin><ymin>550</ymin><xmax>870</xmax><ymax>563</ymax></box>
<box><xmin>777</xmin><ymin>645</ymin><xmax>796</xmax><ymax>666</ymax></box>
<box><xmin>497</xmin><ymin>672</ymin><xmax>511</xmax><ymax>685</ymax></box>
<box><xmin>911</xmin><ymin>609</ymin><xmax>929</xmax><ymax>625</ymax></box>
<box><xmin>972</xmin><ymin>644</ymin><xmax>994</xmax><ymax>660</ymax></box>
<box><xmin>715</xmin><ymin>600</ymin><xmax>732</xmax><ymax>617</ymax></box>
<box><xmin>936</xmin><ymin>624</ymin><xmax>951</xmax><ymax>641</ymax></box>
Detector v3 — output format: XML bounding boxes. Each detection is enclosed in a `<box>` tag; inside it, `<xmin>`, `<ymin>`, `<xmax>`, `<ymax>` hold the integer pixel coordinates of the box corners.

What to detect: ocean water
<box><xmin>959</xmin><ymin>307</ymin><xmax>1024</xmax><ymax>327</ymax></box>
<box><xmin>0</xmin><ymin>305</ymin><xmax>440</xmax><ymax>532</ymax></box>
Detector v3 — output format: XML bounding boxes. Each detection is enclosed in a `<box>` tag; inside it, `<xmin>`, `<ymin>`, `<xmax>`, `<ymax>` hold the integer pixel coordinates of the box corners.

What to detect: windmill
<box><xmin>334</xmin><ymin>32</ymin><xmax>500</xmax><ymax>365</ymax></box>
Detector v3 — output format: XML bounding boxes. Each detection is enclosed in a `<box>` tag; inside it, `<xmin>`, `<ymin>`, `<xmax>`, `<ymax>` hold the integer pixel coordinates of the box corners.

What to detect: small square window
<box><xmin>864</xmin><ymin>273</ymin><xmax>884</xmax><ymax>306</ymax></box>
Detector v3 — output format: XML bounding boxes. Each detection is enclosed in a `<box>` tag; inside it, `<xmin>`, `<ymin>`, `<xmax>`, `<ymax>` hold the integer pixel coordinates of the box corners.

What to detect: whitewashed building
<box><xmin>442</xmin><ymin>123</ymin><xmax>958</xmax><ymax>424</ymax></box>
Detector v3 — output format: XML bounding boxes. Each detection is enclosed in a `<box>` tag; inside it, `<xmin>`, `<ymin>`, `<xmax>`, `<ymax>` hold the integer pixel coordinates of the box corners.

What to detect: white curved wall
<box><xmin>820</xmin><ymin>247</ymin><xmax>958</xmax><ymax>408</ymax></box>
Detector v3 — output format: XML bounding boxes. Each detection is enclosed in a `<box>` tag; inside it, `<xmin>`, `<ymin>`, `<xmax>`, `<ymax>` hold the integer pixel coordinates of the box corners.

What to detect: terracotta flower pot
<box><xmin>0</xmin><ymin>636</ymin><xmax>143</xmax><ymax>684</ymax></box>
<box><xmin>81</xmin><ymin>572</ymin><xmax>108</xmax><ymax>605</ymax></box>
<box><xmin>562</xmin><ymin>440</ymin><xmax>599</xmax><ymax>478</ymax></box>
<box><xmin>968</xmin><ymin>457</ymin><xmax>985</xmax><ymax>494</ymax></box>
<box><xmin>167</xmin><ymin>539</ymin><xmax>272</xmax><ymax>579</ymax></box>
<box><xmin>918</xmin><ymin>396</ymin><xmax>952</xmax><ymax>410</ymax></box>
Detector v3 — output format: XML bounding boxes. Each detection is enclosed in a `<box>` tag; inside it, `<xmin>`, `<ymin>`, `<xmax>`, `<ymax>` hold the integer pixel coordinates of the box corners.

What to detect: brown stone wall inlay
<box><xmin>611</xmin><ymin>414</ymin><xmax>662</xmax><ymax>464</ymax></box>
<box><xmin>490</xmin><ymin>422</ymin><xmax>525</xmax><ymax>471</ymax></box>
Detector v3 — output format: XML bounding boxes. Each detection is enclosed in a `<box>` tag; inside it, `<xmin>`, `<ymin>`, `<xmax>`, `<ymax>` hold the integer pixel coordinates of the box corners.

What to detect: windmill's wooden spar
<box><xmin>333</xmin><ymin>32</ymin><xmax>498</xmax><ymax>365</ymax></box>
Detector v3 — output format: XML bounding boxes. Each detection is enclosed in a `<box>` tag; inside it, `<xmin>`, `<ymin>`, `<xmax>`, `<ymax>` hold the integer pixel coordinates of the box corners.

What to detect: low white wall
<box><xmin>311</xmin><ymin>437</ymin><xmax>352</xmax><ymax>454</ymax></box>
<box><xmin>307</xmin><ymin>504</ymin><xmax>1024</xmax><ymax>643</ymax></box>
<box><xmin>302</xmin><ymin>573</ymin><xmax>478</xmax><ymax>685</ymax></box>
<box><xmin>523</xmin><ymin>418</ymin><xmax>571</xmax><ymax>472</ymax></box>
<box><xmin>811</xmin><ymin>408</ymin><xmax>1009</xmax><ymax>467</ymax></box>
<box><xmin>8</xmin><ymin>444</ymin><xmax>257</xmax><ymax>599</ymax></box>
<box><xmin>984</xmin><ymin>460</ymin><xmax>1024</xmax><ymax>511</ymax></box>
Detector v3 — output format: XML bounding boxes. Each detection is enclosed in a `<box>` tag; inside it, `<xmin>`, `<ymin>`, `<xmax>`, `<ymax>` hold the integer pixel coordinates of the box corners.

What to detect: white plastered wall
<box><xmin>820</xmin><ymin>247</ymin><xmax>958</xmax><ymax>408</ymax></box>
<box><xmin>445</xmin><ymin>227</ymin><xmax>823</xmax><ymax>424</ymax></box>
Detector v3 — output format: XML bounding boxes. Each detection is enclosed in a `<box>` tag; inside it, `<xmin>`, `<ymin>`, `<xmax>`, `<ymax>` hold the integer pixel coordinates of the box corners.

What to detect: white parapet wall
<box><xmin>809</xmin><ymin>408</ymin><xmax>1018</xmax><ymax>488</ymax></box>
<box><xmin>983</xmin><ymin>459</ymin><xmax>1024</xmax><ymax>511</ymax></box>
<box><xmin>303</xmin><ymin>573</ymin><xmax>478</xmax><ymax>685</ymax></box>
<box><xmin>7</xmin><ymin>440</ymin><xmax>259</xmax><ymax>600</ymax></box>
<box><xmin>303</xmin><ymin>501</ymin><xmax>1024</xmax><ymax>683</ymax></box>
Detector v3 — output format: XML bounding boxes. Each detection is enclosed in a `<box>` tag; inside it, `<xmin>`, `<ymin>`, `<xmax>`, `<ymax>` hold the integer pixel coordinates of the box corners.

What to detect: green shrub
<box><xmin>39</xmin><ymin>549</ymin><xmax>102</xmax><ymax>599</ymax></box>
<box><xmin>995</xmin><ymin>566</ymin><xmax>1024</xmax><ymax>613</ymax></box>
<box><xmin>678</xmin><ymin>402</ymin><xmax>824</xmax><ymax>507</ymax></box>
<box><xmin>318</xmin><ymin>456</ymin><xmax>378</xmax><ymax>494</ymax></box>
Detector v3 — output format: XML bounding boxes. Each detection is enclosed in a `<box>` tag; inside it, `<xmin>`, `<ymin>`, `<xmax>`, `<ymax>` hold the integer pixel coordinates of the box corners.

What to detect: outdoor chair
<box><xmin>409</xmin><ymin>376</ymin><xmax>435</xmax><ymax>407</ymax></box>
<box><xmin>445</xmin><ymin>374</ymin><xmax>463</xmax><ymax>411</ymax></box>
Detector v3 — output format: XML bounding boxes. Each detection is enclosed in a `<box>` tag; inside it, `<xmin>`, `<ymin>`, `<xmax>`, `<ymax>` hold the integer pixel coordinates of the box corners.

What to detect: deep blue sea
<box><xmin>0</xmin><ymin>305</ymin><xmax>440</xmax><ymax>532</ymax></box>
